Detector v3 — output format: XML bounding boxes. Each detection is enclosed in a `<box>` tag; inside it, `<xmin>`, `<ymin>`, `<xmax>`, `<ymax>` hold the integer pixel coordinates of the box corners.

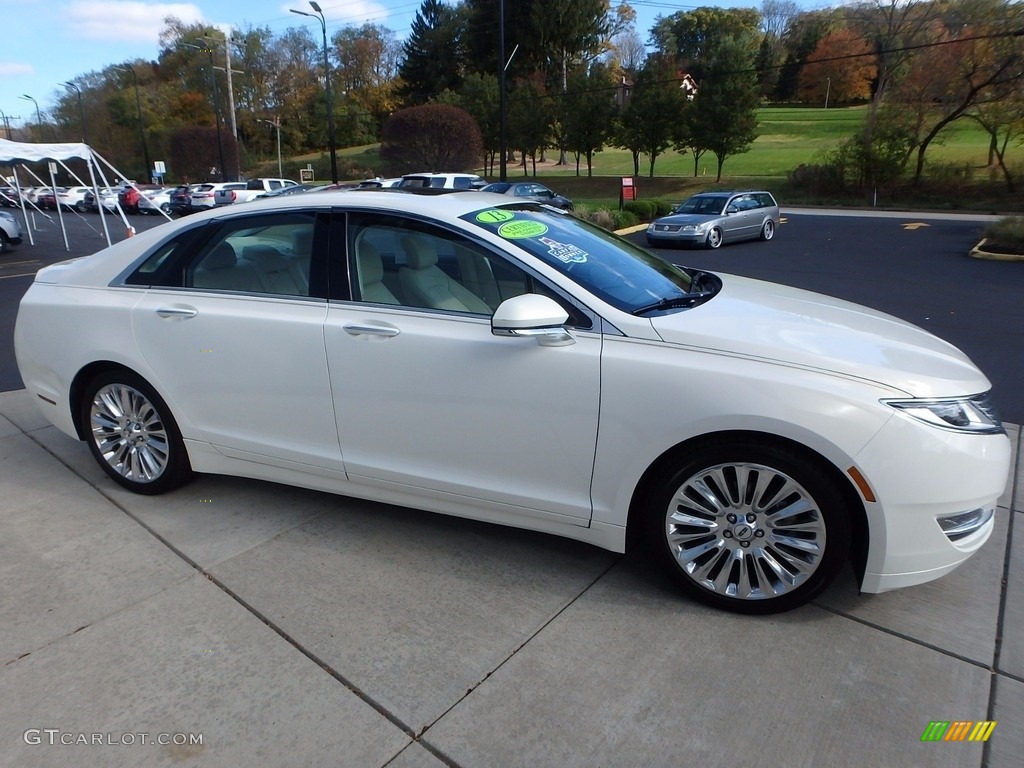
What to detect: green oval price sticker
<box><xmin>497</xmin><ymin>220</ymin><xmax>548</xmax><ymax>239</ymax></box>
<box><xmin>475</xmin><ymin>209</ymin><xmax>515</xmax><ymax>224</ymax></box>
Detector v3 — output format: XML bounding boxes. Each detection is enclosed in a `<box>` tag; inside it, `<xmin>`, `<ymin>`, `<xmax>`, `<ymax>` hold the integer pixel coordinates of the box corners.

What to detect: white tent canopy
<box><xmin>0</xmin><ymin>139</ymin><xmax>157</xmax><ymax>250</ymax></box>
<box><xmin>0</xmin><ymin>139</ymin><xmax>94</xmax><ymax>164</ymax></box>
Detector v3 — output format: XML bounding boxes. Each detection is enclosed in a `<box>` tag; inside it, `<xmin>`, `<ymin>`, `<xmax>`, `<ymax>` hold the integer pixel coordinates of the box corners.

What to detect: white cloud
<box><xmin>0</xmin><ymin>62</ymin><xmax>35</xmax><ymax>77</ymax></box>
<box><xmin>67</xmin><ymin>1</ymin><xmax>205</xmax><ymax>44</ymax></box>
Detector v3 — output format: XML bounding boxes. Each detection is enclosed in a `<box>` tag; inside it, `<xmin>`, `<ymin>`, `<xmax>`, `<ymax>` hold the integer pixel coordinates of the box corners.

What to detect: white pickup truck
<box><xmin>214</xmin><ymin>178</ymin><xmax>299</xmax><ymax>206</ymax></box>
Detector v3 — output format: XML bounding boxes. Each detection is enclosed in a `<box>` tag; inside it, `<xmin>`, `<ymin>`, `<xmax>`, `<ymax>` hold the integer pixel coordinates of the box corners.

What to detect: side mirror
<box><xmin>492</xmin><ymin>294</ymin><xmax>575</xmax><ymax>347</ymax></box>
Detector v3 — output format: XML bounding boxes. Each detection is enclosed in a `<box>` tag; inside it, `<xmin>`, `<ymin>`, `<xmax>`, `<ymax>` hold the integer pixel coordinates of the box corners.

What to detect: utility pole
<box><xmin>0</xmin><ymin>110</ymin><xmax>18</xmax><ymax>140</ymax></box>
<box><xmin>260</xmin><ymin>118</ymin><xmax>282</xmax><ymax>177</ymax></box>
<box><xmin>184</xmin><ymin>43</ymin><xmax>227</xmax><ymax>182</ymax></box>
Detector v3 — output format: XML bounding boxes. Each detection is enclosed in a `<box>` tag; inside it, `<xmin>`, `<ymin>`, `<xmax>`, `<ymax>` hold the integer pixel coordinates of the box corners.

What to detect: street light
<box><xmin>62</xmin><ymin>81</ymin><xmax>88</xmax><ymax>144</ymax></box>
<box><xmin>182</xmin><ymin>44</ymin><xmax>227</xmax><ymax>181</ymax></box>
<box><xmin>291</xmin><ymin>1</ymin><xmax>338</xmax><ymax>183</ymax></box>
<box><xmin>259</xmin><ymin>118</ymin><xmax>283</xmax><ymax>178</ymax></box>
<box><xmin>113</xmin><ymin>66</ymin><xmax>152</xmax><ymax>180</ymax></box>
<box><xmin>19</xmin><ymin>94</ymin><xmax>42</xmax><ymax>141</ymax></box>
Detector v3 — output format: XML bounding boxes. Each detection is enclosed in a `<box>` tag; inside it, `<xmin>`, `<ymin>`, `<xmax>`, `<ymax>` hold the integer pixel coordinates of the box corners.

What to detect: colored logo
<box><xmin>920</xmin><ymin>721</ymin><xmax>997</xmax><ymax>742</ymax></box>
<box><xmin>498</xmin><ymin>220</ymin><xmax>548</xmax><ymax>239</ymax></box>
<box><xmin>475</xmin><ymin>209</ymin><xmax>515</xmax><ymax>224</ymax></box>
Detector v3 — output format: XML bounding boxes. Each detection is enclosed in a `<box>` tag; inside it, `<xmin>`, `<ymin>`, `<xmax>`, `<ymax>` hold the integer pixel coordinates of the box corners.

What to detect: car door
<box><xmin>725</xmin><ymin>194</ymin><xmax>760</xmax><ymax>242</ymax></box>
<box><xmin>324</xmin><ymin>211</ymin><xmax>602</xmax><ymax>524</ymax></box>
<box><xmin>130</xmin><ymin>209</ymin><xmax>343</xmax><ymax>472</ymax></box>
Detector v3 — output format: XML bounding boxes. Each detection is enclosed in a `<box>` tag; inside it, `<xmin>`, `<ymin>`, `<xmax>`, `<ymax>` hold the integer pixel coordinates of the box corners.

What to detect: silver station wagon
<box><xmin>647</xmin><ymin>190</ymin><xmax>780</xmax><ymax>249</ymax></box>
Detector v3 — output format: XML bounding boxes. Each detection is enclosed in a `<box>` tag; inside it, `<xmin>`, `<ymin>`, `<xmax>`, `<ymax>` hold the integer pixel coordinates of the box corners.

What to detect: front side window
<box><xmin>345</xmin><ymin>212</ymin><xmax>591</xmax><ymax>326</ymax></box>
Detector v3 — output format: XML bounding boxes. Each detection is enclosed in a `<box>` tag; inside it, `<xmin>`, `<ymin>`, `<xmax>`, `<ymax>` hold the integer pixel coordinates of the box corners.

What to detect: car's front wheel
<box><xmin>705</xmin><ymin>227</ymin><xmax>723</xmax><ymax>249</ymax></box>
<box><xmin>81</xmin><ymin>371</ymin><xmax>193</xmax><ymax>495</ymax></box>
<box><xmin>0</xmin><ymin>231</ymin><xmax>9</xmax><ymax>253</ymax></box>
<box><xmin>760</xmin><ymin>219</ymin><xmax>775</xmax><ymax>241</ymax></box>
<box><xmin>645</xmin><ymin>438</ymin><xmax>850</xmax><ymax>614</ymax></box>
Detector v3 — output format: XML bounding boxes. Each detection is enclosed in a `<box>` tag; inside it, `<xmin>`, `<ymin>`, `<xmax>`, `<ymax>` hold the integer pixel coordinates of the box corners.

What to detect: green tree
<box><xmin>689</xmin><ymin>37</ymin><xmax>761</xmax><ymax>181</ymax></box>
<box><xmin>617</xmin><ymin>60</ymin><xmax>689</xmax><ymax>177</ymax></box>
<box><xmin>560</xmin><ymin>64</ymin><xmax>618</xmax><ymax>176</ymax></box>
<box><xmin>400</xmin><ymin>0</ymin><xmax>465</xmax><ymax>104</ymax></box>
<box><xmin>651</xmin><ymin>6</ymin><xmax>762</xmax><ymax>81</ymax></box>
<box><xmin>438</xmin><ymin>73</ymin><xmax>501</xmax><ymax>173</ymax></box>
<box><xmin>507</xmin><ymin>77</ymin><xmax>552</xmax><ymax>176</ymax></box>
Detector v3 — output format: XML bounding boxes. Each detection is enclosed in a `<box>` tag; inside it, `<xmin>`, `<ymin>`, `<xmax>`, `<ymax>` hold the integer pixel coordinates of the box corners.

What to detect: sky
<box><xmin>1</xmin><ymin>0</ymin><xmax>798</xmax><ymax>135</ymax></box>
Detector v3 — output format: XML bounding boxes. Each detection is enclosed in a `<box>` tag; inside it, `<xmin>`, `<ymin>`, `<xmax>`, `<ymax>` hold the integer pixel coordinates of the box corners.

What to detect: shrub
<box><xmin>379</xmin><ymin>104</ymin><xmax>483</xmax><ymax>176</ymax></box>
<box><xmin>611</xmin><ymin>209</ymin><xmax>640</xmax><ymax>229</ymax></box>
<box><xmin>624</xmin><ymin>199</ymin><xmax>657</xmax><ymax>220</ymax></box>
<box><xmin>983</xmin><ymin>216</ymin><xmax>1024</xmax><ymax>252</ymax></box>
<box><xmin>654</xmin><ymin>199</ymin><xmax>676</xmax><ymax>216</ymax></box>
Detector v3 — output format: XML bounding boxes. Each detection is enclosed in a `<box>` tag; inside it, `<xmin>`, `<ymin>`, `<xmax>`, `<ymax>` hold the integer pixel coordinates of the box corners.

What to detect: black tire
<box><xmin>74</xmin><ymin>201</ymin><xmax>88</xmax><ymax>213</ymax></box>
<box><xmin>760</xmin><ymin>219</ymin><xmax>775</xmax><ymax>241</ymax></box>
<box><xmin>80</xmin><ymin>370</ymin><xmax>193</xmax><ymax>495</ymax></box>
<box><xmin>644</xmin><ymin>438</ymin><xmax>850</xmax><ymax>614</ymax></box>
<box><xmin>0</xmin><ymin>232</ymin><xmax>8</xmax><ymax>254</ymax></box>
<box><xmin>705</xmin><ymin>227</ymin><xmax>723</xmax><ymax>249</ymax></box>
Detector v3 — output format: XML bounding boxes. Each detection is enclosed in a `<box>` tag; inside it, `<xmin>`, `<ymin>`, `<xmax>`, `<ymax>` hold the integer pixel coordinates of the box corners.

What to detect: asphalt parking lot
<box><xmin>1</xmin><ymin>206</ymin><xmax>1022</xmax><ymax>767</ymax></box>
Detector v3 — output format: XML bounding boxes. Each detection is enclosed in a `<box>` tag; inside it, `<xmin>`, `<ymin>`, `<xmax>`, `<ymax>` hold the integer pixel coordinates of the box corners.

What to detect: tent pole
<box><xmin>11</xmin><ymin>168</ymin><xmax>34</xmax><ymax>246</ymax></box>
<box><xmin>86</xmin><ymin>155</ymin><xmax>111</xmax><ymax>247</ymax></box>
<box><xmin>47</xmin><ymin>163</ymin><xmax>69</xmax><ymax>252</ymax></box>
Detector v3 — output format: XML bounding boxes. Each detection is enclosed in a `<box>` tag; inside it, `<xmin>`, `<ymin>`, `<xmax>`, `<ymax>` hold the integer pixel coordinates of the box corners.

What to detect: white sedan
<box><xmin>14</xmin><ymin>192</ymin><xmax>1010</xmax><ymax>613</ymax></box>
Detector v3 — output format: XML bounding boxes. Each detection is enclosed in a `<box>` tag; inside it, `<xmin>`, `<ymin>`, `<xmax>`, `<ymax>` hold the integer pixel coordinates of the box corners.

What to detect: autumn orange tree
<box><xmin>798</xmin><ymin>28</ymin><xmax>876</xmax><ymax>105</ymax></box>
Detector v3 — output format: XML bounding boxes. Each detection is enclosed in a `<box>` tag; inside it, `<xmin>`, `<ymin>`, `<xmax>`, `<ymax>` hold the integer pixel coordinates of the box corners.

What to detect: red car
<box><xmin>37</xmin><ymin>187</ymin><xmax>63</xmax><ymax>210</ymax></box>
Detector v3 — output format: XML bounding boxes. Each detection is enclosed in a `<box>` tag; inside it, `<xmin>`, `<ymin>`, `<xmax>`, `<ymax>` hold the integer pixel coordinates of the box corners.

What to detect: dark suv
<box><xmin>167</xmin><ymin>185</ymin><xmax>194</xmax><ymax>215</ymax></box>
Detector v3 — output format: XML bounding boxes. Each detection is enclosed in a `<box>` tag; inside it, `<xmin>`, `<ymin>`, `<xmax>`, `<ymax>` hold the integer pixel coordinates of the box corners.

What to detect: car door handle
<box><xmin>343</xmin><ymin>322</ymin><xmax>400</xmax><ymax>338</ymax></box>
<box><xmin>155</xmin><ymin>306</ymin><xmax>198</xmax><ymax>319</ymax></box>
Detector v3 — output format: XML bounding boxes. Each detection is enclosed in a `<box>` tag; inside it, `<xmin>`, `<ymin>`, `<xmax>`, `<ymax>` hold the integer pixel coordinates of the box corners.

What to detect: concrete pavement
<box><xmin>1</xmin><ymin>387</ymin><xmax>1021</xmax><ymax>767</ymax></box>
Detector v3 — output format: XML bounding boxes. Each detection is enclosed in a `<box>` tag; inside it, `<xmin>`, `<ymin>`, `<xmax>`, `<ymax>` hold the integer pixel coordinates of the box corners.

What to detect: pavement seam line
<box><xmin>15</xmin><ymin>429</ymin><xmax>428</xmax><ymax>749</ymax></box>
<box><xmin>814</xmin><ymin>602</ymin><xmax>997</xmax><ymax>673</ymax></box>
<box><xmin>415</xmin><ymin>552</ymin><xmax>626</xmax><ymax>762</ymax></box>
<box><xmin>983</xmin><ymin>425</ymin><xmax>1021</xmax><ymax>766</ymax></box>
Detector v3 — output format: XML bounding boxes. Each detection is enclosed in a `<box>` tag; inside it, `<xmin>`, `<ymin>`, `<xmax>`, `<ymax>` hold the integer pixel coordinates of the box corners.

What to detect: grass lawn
<box><xmin>327</xmin><ymin>104</ymin><xmax>1021</xmax><ymax>212</ymax></box>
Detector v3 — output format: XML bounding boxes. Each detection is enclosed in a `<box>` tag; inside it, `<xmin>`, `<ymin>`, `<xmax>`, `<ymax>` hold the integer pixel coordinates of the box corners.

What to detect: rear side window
<box><xmin>187</xmin><ymin>214</ymin><xmax>316</xmax><ymax>296</ymax></box>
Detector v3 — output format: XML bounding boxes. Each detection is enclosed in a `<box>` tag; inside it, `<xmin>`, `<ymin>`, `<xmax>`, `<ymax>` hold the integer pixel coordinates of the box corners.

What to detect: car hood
<box><xmin>648</xmin><ymin>274</ymin><xmax>990</xmax><ymax>398</ymax></box>
<box><xmin>653</xmin><ymin>212</ymin><xmax>720</xmax><ymax>226</ymax></box>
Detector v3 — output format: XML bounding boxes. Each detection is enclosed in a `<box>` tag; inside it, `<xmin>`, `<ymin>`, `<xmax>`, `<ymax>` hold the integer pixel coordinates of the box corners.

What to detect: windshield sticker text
<box><xmin>539</xmin><ymin>236</ymin><xmax>588</xmax><ymax>264</ymax></box>
<box><xmin>497</xmin><ymin>220</ymin><xmax>548</xmax><ymax>239</ymax></box>
<box><xmin>475</xmin><ymin>209</ymin><xmax>515</xmax><ymax>224</ymax></box>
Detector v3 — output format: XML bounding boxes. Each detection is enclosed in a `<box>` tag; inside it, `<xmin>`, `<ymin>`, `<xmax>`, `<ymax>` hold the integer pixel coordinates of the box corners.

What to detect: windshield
<box><xmin>463</xmin><ymin>205</ymin><xmax>697</xmax><ymax>312</ymax></box>
<box><xmin>676</xmin><ymin>195</ymin><xmax>727</xmax><ymax>215</ymax></box>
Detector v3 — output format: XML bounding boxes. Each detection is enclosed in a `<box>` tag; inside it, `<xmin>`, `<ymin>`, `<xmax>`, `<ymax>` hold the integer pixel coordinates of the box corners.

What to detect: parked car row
<box><xmin>3</xmin><ymin>174</ymin><xmax>579</xmax><ymax>221</ymax></box>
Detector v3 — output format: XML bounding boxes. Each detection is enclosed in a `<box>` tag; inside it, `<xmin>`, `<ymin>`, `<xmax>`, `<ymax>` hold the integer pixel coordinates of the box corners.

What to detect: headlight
<box><xmin>883</xmin><ymin>393</ymin><xmax>1004</xmax><ymax>434</ymax></box>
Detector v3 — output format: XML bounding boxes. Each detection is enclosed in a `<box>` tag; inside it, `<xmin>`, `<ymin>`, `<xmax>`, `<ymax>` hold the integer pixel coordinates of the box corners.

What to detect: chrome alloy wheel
<box><xmin>664</xmin><ymin>462</ymin><xmax>827</xmax><ymax>601</ymax></box>
<box><xmin>89</xmin><ymin>383</ymin><xmax>170</xmax><ymax>483</ymax></box>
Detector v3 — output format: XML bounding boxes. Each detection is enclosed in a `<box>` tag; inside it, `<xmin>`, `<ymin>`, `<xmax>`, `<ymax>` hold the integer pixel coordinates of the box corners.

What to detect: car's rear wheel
<box><xmin>760</xmin><ymin>220</ymin><xmax>775</xmax><ymax>241</ymax></box>
<box><xmin>705</xmin><ymin>227</ymin><xmax>723</xmax><ymax>249</ymax></box>
<box><xmin>0</xmin><ymin>232</ymin><xmax>9</xmax><ymax>253</ymax></box>
<box><xmin>74</xmin><ymin>201</ymin><xmax>88</xmax><ymax>213</ymax></box>
<box><xmin>81</xmin><ymin>371</ymin><xmax>192</xmax><ymax>495</ymax></box>
<box><xmin>644</xmin><ymin>438</ymin><xmax>850</xmax><ymax>614</ymax></box>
